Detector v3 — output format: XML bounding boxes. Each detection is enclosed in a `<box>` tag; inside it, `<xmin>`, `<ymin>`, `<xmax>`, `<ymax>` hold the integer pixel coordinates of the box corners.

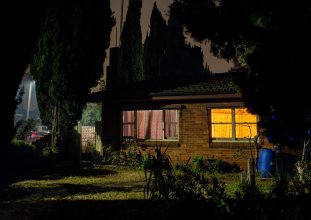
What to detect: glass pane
<box><xmin>123</xmin><ymin>111</ymin><xmax>134</xmax><ymax>123</ymax></box>
<box><xmin>211</xmin><ymin>109</ymin><xmax>232</xmax><ymax>123</ymax></box>
<box><xmin>165</xmin><ymin>110</ymin><xmax>179</xmax><ymax>139</ymax></box>
<box><xmin>165</xmin><ymin>123</ymin><xmax>178</xmax><ymax>139</ymax></box>
<box><xmin>236</xmin><ymin>124</ymin><xmax>257</xmax><ymax>138</ymax></box>
<box><xmin>123</xmin><ymin>124</ymin><xmax>134</xmax><ymax>137</ymax></box>
<box><xmin>235</xmin><ymin>108</ymin><xmax>257</xmax><ymax>123</ymax></box>
<box><xmin>165</xmin><ymin>110</ymin><xmax>178</xmax><ymax>123</ymax></box>
<box><xmin>211</xmin><ymin>124</ymin><xmax>232</xmax><ymax>138</ymax></box>
<box><xmin>137</xmin><ymin>110</ymin><xmax>163</xmax><ymax>140</ymax></box>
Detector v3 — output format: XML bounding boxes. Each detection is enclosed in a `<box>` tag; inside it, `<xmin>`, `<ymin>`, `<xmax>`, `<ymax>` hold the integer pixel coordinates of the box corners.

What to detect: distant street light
<box><xmin>26</xmin><ymin>81</ymin><xmax>33</xmax><ymax>120</ymax></box>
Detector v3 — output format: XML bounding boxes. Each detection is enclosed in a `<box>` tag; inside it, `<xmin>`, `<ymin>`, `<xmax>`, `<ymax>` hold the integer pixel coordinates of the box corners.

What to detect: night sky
<box><xmin>109</xmin><ymin>0</ymin><xmax>233</xmax><ymax>73</ymax></box>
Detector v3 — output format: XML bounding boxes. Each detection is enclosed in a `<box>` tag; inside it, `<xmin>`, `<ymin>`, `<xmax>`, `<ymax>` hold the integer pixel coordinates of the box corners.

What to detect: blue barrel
<box><xmin>258</xmin><ymin>148</ymin><xmax>274</xmax><ymax>178</ymax></box>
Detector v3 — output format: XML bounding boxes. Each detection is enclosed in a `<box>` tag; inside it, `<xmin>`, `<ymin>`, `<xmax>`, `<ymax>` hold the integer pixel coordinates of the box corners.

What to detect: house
<box><xmin>89</xmin><ymin>56</ymin><xmax>264</xmax><ymax>170</ymax></box>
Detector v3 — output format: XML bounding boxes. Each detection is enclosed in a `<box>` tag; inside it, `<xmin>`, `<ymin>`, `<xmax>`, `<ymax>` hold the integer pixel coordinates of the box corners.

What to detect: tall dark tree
<box><xmin>184</xmin><ymin>44</ymin><xmax>207</xmax><ymax>75</ymax></box>
<box><xmin>161</xmin><ymin>3</ymin><xmax>208</xmax><ymax>77</ymax></box>
<box><xmin>143</xmin><ymin>2</ymin><xmax>167</xmax><ymax>79</ymax></box>
<box><xmin>31</xmin><ymin>0</ymin><xmax>115</xmax><ymax>153</ymax></box>
<box><xmin>163</xmin><ymin>2</ymin><xmax>187</xmax><ymax>77</ymax></box>
<box><xmin>120</xmin><ymin>0</ymin><xmax>144</xmax><ymax>83</ymax></box>
<box><xmin>174</xmin><ymin>0</ymin><xmax>311</xmax><ymax>147</ymax></box>
<box><xmin>0</xmin><ymin>0</ymin><xmax>49</xmax><ymax>162</ymax></box>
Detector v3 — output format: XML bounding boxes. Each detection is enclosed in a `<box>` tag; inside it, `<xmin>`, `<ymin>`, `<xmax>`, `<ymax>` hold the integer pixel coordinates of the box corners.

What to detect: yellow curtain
<box><xmin>211</xmin><ymin>109</ymin><xmax>232</xmax><ymax>138</ymax></box>
<box><xmin>211</xmin><ymin>108</ymin><xmax>257</xmax><ymax>139</ymax></box>
<box><xmin>235</xmin><ymin>108</ymin><xmax>257</xmax><ymax>138</ymax></box>
<box><xmin>235</xmin><ymin>108</ymin><xmax>257</xmax><ymax>123</ymax></box>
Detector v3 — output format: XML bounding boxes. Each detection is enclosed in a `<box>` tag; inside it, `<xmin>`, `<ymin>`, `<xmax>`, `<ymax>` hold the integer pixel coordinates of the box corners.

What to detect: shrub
<box><xmin>144</xmin><ymin>147</ymin><xmax>176</xmax><ymax>200</ymax></box>
<box><xmin>192</xmin><ymin>156</ymin><xmax>241</xmax><ymax>174</ymax></box>
<box><xmin>8</xmin><ymin>139</ymin><xmax>36</xmax><ymax>167</ymax></box>
<box><xmin>42</xmin><ymin>145</ymin><xmax>60</xmax><ymax>162</ymax></box>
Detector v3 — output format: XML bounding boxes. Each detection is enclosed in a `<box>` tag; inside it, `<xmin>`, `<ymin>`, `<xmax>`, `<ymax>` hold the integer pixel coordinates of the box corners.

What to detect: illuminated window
<box><xmin>211</xmin><ymin>108</ymin><xmax>257</xmax><ymax>140</ymax></box>
<box><xmin>122</xmin><ymin>110</ymin><xmax>179</xmax><ymax>140</ymax></box>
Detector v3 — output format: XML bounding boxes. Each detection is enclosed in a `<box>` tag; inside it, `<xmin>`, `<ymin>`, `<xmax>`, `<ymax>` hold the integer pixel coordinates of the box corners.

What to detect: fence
<box><xmin>81</xmin><ymin>126</ymin><xmax>95</xmax><ymax>153</ymax></box>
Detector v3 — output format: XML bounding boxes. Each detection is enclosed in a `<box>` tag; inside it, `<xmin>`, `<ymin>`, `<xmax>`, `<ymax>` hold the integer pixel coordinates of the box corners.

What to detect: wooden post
<box><xmin>247</xmin><ymin>158</ymin><xmax>256</xmax><ymax>186</ymax></box>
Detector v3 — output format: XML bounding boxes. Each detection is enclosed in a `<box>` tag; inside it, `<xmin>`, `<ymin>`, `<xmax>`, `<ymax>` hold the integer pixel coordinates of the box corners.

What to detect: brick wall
<box><xmin>135</xmin><ymin>103</ymin><xmax>257</xmax><ymax>170</ymax></box>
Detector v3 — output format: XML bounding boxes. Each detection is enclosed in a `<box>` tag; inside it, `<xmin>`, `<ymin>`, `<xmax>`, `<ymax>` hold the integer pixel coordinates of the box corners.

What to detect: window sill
<box><xmin>137</xmin><ymin>140</ymin><xmax>180</xmax><ymax>148</ymax></box>
<box><xmin>210</xmin><ymin>140</ymin><xmax>255</xmax><ymax>149</ymax></box>
<box><xmin>212</xmin><ymin>139</ymin><xmax>254</xmax><ymax>143</ymax></box>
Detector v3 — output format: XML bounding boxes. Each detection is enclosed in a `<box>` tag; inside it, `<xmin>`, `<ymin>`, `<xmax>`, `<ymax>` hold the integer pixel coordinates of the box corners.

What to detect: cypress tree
<box><xmin>143</xmin><ymin>2</ymin><xmax>167</xmax><ymax>79</ymax></box>
<box><xmin>163</xmin><ymin>3</ymin><xmax>207</xmax><ymax>77</ymax></box>
<box><xmin>31</xmin><ymin>0</ymin><xmax>115</xmax><ymax>149</ymax></box>
<box><xmin>120</xmin><ymin>0</ymin><xmax>144</xmax><ymax>83</ymax></box>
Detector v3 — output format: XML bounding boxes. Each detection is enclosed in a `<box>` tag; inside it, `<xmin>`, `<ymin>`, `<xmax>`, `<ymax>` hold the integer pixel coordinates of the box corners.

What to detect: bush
<box><xmin>42</xmin><ymin>145</ymin><xmax>60</xmax><ymax>164</ymax></box>
<box><xmin>8</xmin><ymin>139</ymin><xmax>36</xmax><ymax>168</ymax></box>
<box><xmin>192</xmin><ymin>156</ymin><xmax>241</xmax><ymax>174</ymax></box>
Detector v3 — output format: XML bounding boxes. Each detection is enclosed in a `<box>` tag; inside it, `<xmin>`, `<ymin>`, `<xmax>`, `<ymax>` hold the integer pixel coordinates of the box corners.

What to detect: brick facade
<box><xmin>133</xmin><ymin>103</ymin><xmax>257</xmax><ymax>170</ymax></box>
<box><xmin>101</xmin><ymin>101</ymin><xmax>258</xmax><ymax>171</ymax></box>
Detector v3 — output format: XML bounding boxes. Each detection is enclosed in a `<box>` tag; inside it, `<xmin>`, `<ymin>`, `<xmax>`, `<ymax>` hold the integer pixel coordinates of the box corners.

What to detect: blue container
<box><xmin>258</xmin><ymin>148</ymin><xmax>274</xmax><ymax>178</ymax></box>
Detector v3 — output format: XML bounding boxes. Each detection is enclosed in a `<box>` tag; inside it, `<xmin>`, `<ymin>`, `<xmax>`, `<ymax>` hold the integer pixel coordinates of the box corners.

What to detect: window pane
<box><xmin>123</xmin><ymin>124</ymin><xmax>134</xmax><ymax>137</ymax></box>
<box><xmin>236</xmin><ymin>124</ymin><xmax>257</xmax><ymax>138</ymax></box>
<box><xmin>122</xmin><ymin>111</ymin><xmax>134</xmax><ymax>137</ymax></box>
<box><xmin>123</xmin><ymin>111</ymin><xmax>134</xmax><ymax>123</ymax></box>
<box><xmin>137</xmin><ymin>110</ymin><xmax>150</xmax><ymax>139</ymax></box>
<box><xmin>211</xmin><ymin>109</ymin><xmax>232</xmax><ymax>123</ymax></box>
<box><xmin>235</xmin><ymin>108</ymin><xmax>257</xmax><ymax>123</ymax></box>
<box><xmin>137</xmin><ymin>110</ymin><xmax>163</xmax><ymax>140</ymax></box>
<box><xmin>165</xmin><ymin>110</ymin><xmax>179</xmax><ymax>139</ymax></box>
<box><xmin>212</xmin><ymin>124</ymin><xmax>232</xmax><ymax>138</ymax></box>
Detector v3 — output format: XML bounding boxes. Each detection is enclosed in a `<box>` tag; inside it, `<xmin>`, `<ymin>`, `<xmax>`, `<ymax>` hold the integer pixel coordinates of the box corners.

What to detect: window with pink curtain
<box><xmin>122</xmin><ymin>111</ymin><xmax>134</xmax><ymax>137</ymax></box>
<box><xmin>122</xmin><ymin>109</ymin><xmax>179</xmax><ymax>140</ymax></box>
<box><xmin>137</xmin><ymin>110</ymin><xmax>163</xmax><ymax>140</ymax></box>
<box><xmin>164</xmin><ymin>110</ymin><xmax>179</xmax><ymax>139</ymax></box>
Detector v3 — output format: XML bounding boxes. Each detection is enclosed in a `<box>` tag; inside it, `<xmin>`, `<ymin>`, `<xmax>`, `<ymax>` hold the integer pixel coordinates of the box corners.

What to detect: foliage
<box><xmin>143</xmin><ymin>2</ymin><xmax>209</xmax><ymax>81</ymax></box>
<box><xmin>0</xmin><ymin>1</ymin><xmax>49</xmax><ymax>156</ymax></box>
<box><xmin>174</xmin><ymin>0</ymin><xmax>311</xmax><ymax>148</ymax></box>
<box><xmin>173</xmin><ymin>163</ymin><xmax>228</xmax><ymax>204</ymax></box>
<box><xmin>14</xmin><ymin>119</ymin><xmax>38</xmax><ymax>140</ymax></box>
<box><xmin>162</xmin><ymin>3</ymin><xmax>209</xmax><ymax>77</ymax></box>
<box><xmin>8</xmin><ymin>140</ymin><xmax>36</xmax><ymax>167</ymax></box>
<box><xmin>120</xmin><ymin>0</ymin><xmax>144</xmax><ymax>83</ymax></box>
<box><xmin>101</xmin><ymin>143</ymin><xmax>152</xmax><ymax>169</ymax></box>
<box><xmin>42</xmin><ymin>144</ymin><xmax>60</xmax><ymax>161</ymax></box>
<box><xmin>271</xmin><ymin>162</ymin><xmax>311</xmax><ymax>197</ymax></box>
<box><xmin>144</xmin><ymin>148</ymin><xmax>176</xmax><ymax>200</ymax></box>
<box><xmin>31</xmin><ymin>0</ymin><xmax>115</xmax><ymax>148</ymax></box>
<box><xmin>192</xmin><ymin>155</ymin><xmax>241</xmax><ymax>174</ymax></box>
<box><xmin>143</xmin><ymin>2</ymin><xmax>167</xmax><ymax>79</ymax></box>
<box><xmin>101</xmin><ymin>146</ymin><xmax>120</xmax><ymax>165</ymax></box>
<box><xmin>81</xmin><ymin>103</ymin><xmax>101</xmax><ymax>126</ymax></box>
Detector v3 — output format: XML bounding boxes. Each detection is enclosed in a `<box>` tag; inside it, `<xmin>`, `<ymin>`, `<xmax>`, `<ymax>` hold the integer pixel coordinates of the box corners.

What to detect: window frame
<box><xmin>210</xmin><ymin>107</ymin><xmax>258</xmax><ymax>141</ymax></box>
<box><xmin>121</xmin><ymin>109</ymin><xmax>180</xmax><ymax>141</ymax></box>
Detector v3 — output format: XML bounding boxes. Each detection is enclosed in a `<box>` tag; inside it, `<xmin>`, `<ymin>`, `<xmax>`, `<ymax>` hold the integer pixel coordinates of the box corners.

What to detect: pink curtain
<box><xmin>165</xmin><ymin>110</ymin><xmax>178</xmax><ymax>139</ymax></box>
<box><xmin>122</xmin><ymin>111</ymin><xmax>134</xmax><ymax>137</ymax></box>
<box><xmin>137</xmin><ymin>110</ymin><xmax>163</xmax><ymax>140</ymax></box>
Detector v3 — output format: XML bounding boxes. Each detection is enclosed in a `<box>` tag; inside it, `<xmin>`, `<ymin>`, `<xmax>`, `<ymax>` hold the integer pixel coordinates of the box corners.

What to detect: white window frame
<box><xmin>122</xmin><ymin>109</ymin><xmax>179</xmax><ymax>141</ymax></box>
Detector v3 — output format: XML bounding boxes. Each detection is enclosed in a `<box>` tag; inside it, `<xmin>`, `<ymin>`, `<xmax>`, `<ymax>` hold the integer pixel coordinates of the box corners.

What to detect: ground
<box><xmin>0</xmin><ymin>163</ymin><xmax>147</xmax><ymax>219</ymax></box>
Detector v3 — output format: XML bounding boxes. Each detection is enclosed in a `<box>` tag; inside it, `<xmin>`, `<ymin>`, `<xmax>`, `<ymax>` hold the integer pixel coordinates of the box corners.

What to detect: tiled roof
<box><xmin>89</xmin><ymin>72</ymin><xmax>242</xmax><ymax>102</ymax></box>
<box><xmin>148</xmin><ymin>73</ymin><xmax>240</xmax><ymax>96</ymax></box>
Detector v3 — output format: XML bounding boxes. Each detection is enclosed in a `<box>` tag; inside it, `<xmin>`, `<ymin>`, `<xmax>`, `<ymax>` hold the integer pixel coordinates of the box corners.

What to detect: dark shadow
<box><xmin>0</xmin><ymin>182</ymin><xmax>145</xmax><ymax>203</ymax></box>
<box><xmin>1</xmin><ymin>197</ymin><xmax>311</xmax><ymax>220</ymax></box>
<box><xmin>0</xmin><ymin>164</ymin><xmax>118</xmax><ymax>188</ymax></box>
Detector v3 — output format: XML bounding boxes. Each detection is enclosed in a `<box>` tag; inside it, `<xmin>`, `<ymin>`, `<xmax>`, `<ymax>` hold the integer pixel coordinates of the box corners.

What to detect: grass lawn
<box><xmin>0</xmin><ymin>163</ymin><xmax>278</xmax><ymax>219</ymax></box>
<box><xmin>0</xmin><ymin>164</ymin><xmax>149</xmax><ymax>219</ymax></box>
<box><xmin>1</xmin><ymin>164</ymin><xmax>146</xmax><ymax>203</ymax></box>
